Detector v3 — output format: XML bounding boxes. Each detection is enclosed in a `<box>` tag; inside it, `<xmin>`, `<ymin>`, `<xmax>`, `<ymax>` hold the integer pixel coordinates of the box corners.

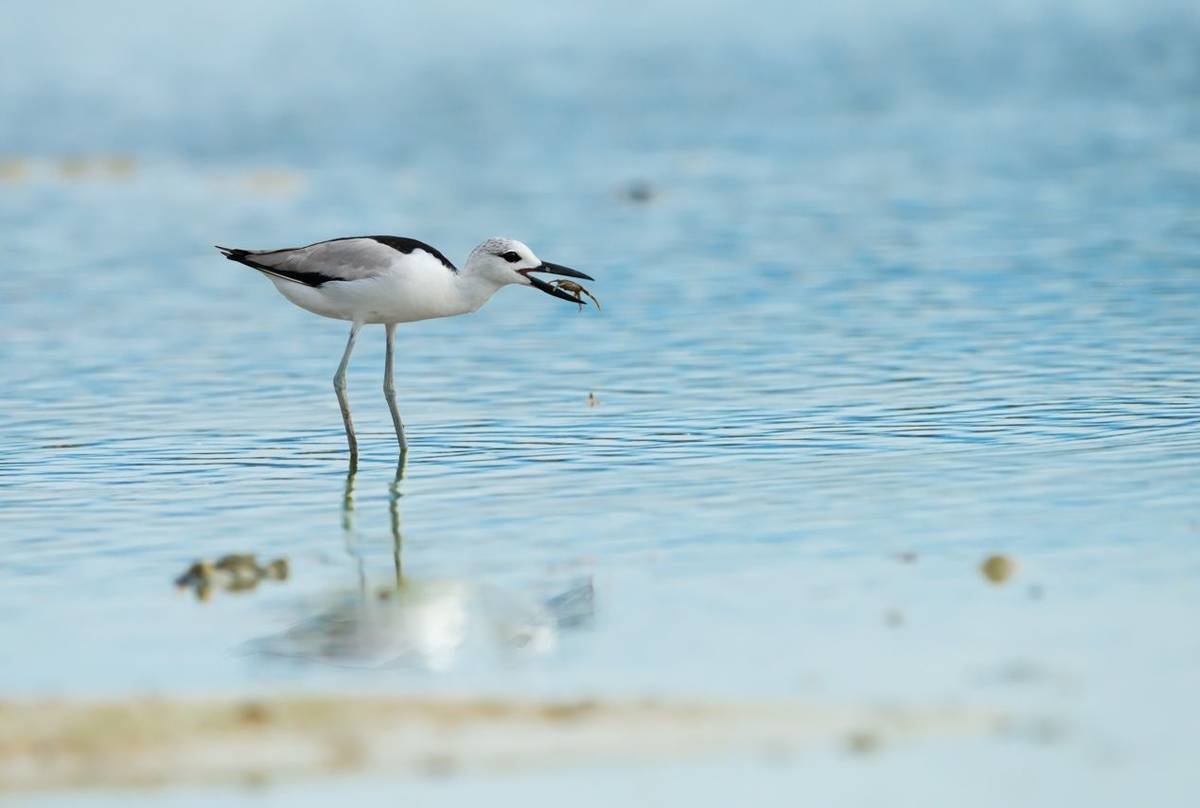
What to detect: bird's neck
<box><xmin>452</xmin><ymin>267</ymin><xmax>506</xmax><ymax>314</ymax></box>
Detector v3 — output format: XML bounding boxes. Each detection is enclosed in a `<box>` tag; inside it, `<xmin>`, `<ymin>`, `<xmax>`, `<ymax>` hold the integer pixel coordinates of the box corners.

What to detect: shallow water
<box><xmin>2</xmin><ymin>0</ymin><xmax>1199</xmax><ymax>803</ymax></box>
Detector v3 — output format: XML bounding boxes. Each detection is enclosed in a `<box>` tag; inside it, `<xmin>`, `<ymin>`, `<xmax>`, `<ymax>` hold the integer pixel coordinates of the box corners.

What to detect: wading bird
<box><xmin>216</xmin><ymin>236</ymin><xmax>594</xmax><ymax>466</ymax></box>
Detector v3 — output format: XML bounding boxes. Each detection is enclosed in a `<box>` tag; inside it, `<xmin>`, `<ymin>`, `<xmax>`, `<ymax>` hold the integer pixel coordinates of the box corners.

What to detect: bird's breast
<box><xmin>269</xmin><ymin>256</ymin><xmax>471</xmax><ymax>325</ymax></box>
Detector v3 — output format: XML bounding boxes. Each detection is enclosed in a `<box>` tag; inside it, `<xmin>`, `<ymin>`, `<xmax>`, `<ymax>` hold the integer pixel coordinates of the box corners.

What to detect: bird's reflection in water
<box><xmin>251</xmin><ymin>461</ymin><xmax>593</xmax><ymax>672</ymax></box>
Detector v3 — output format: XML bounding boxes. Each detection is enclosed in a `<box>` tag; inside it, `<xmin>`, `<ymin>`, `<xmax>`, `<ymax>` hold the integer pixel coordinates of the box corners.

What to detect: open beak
<box><xmin>519</xmin><ymin>262</ymin><xmax>595</xmax><ymax>304</ymax></box>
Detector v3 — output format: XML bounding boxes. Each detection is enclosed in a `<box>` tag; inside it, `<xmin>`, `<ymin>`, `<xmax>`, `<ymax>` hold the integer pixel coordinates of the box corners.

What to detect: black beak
<box><xmin>520</xmin><ymin>262</ymin><xmax>595</xmax><ymax>304</ymax></box>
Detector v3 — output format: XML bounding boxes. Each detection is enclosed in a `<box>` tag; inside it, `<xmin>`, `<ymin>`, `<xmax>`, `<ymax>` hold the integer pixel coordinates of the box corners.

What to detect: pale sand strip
<box><xmin>0</xmin><ymin>696</ymin><xmax>1004</xmax><ymax>790</ymax></box>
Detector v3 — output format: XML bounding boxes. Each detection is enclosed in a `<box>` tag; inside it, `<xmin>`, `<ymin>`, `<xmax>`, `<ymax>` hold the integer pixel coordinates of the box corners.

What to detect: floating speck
<box><xmin>624</xmin><ymin>180</ymin><xmax>655</xmax><ymax>203</ymax></box>
<box><xmin>981</xmin><ymin>555</ymin><xmax>1016</xmax><ymax>585</ymax></box>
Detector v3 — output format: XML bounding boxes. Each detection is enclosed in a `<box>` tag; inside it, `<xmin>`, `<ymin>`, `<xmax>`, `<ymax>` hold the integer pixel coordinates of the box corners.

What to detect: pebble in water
<box><xmin>175</xmin><ymin>554</ymin><xmax>290</xmax><ymax>600</ymax></box>
<box><xmin>980</xmin><ymin>555</ymin><xmax>1016</xmax><ymax>585</ymax></box>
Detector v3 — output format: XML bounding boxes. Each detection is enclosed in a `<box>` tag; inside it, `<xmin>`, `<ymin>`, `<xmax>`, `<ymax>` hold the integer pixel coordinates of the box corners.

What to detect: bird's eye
<box><xmin>501</xmin><ymin>251</ymin><xmax>522</xmax><ymax>263</ymax></box>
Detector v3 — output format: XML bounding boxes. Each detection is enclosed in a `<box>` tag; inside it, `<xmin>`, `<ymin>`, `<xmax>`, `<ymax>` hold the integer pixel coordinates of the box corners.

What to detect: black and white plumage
<box><xmin>215</xmin><ymin>235</ymin><xmax>594</xmax><ymax>465</ymax></box>
<box><xmin>220</xmin><ymin>236</ymin><xmax>455</xmax><ymax>284</ymax></box>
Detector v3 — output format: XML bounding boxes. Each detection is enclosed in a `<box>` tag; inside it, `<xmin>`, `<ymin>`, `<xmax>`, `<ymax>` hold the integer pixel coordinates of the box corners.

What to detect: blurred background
<box><xmin>2</xmin><ymin>0</ymin><xmax>1198</xmax><ymax>805</ymax></box>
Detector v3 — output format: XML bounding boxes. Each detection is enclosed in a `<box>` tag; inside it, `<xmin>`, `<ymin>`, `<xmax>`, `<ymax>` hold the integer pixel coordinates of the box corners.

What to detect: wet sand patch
<box><xmin>0</xmin><ymin>695</ymin><xmax>1004</xmax><ymax>791</ymax></box>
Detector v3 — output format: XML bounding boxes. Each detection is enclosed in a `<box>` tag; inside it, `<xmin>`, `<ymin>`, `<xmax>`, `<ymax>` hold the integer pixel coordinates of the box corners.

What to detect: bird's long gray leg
<box><xmin>383</xmin><ymin>323</ymin><xmax>408</xmax><ymax>460</ymax></box>
<box><xmin>334</xmin><ymin>322</ymin><xmax>362</xmax><ymax>467</ymax></box>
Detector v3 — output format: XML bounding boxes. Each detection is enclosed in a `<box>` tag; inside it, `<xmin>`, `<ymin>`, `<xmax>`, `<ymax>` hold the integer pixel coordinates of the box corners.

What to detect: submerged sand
<box><xmin>0</xmin><ymin>695</ymin><xmax>1005</xmax><ymax>790</ymax></box>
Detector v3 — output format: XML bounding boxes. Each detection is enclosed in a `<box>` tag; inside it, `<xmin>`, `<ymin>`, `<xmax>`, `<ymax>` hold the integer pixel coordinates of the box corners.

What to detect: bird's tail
<box><xmin>214</xmin><ymin>244</ymin><xmax>325</xmax><ymax>288</ymax></box>
<box><xmin>215</xmin><ymin>245</ymin><xmax>248</xmax><ymax>261</ymax></box>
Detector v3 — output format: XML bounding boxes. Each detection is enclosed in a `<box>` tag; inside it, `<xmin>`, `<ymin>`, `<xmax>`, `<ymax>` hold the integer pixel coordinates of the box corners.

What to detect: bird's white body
<box><xmin>268</xmin><ymin>251</ymin><xmax>486</xmax><ymax>324</ymax></box>
<box><xmin>216</xmin><ymin>235</ymin><xmax>593</xmax><ymax>465</ymax></box>
<box><xmin>226</xmin><ymin>236</ymin><xmax>515</xmax><ymax>325</ymax></box>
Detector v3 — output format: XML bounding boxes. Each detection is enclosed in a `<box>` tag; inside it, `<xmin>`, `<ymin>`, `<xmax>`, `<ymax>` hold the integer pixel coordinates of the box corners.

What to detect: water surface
<box><xmin>2</xmin><ymin>0</ymin><xmax>1199</xmax><ymax>804</ymax></box>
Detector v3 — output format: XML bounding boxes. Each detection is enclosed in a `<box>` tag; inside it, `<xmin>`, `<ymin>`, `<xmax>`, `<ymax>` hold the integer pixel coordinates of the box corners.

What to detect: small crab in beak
<box><xmin>519</xmin><ymin>262</ymin><xmax>599</xmax><ymax>308</ymax></box>
<box><xmin>547</xmin><ymin>279</ymin><xmax>602</xmax><ymax>312</ymax></box>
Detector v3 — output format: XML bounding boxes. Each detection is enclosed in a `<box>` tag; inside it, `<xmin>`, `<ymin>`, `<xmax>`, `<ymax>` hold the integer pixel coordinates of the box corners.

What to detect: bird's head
<box><xmin>466</xmin><ymin>237</ymin><xmax>594</xmax><ymax>303</ymax></box>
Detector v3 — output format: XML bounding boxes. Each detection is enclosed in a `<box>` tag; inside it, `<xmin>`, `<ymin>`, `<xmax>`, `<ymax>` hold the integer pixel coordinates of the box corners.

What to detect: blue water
<box><xmin>2</xmin><ymin>0</ymin><xmax>1199</xmax><ymax>804</ymax></box>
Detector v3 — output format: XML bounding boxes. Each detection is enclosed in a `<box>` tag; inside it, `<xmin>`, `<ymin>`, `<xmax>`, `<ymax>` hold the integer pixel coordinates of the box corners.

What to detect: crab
<box><xmin>548</xmin><ymin>279</ymin><xmax>601</xmax><ymax>312</ymax></box>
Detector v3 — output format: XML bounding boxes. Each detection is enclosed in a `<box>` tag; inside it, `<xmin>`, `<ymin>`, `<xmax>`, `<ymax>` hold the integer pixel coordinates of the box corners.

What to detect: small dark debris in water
<box><xmin>884</xmin><ymin>608</ymin><xmax>904</xmax><ymax>628</ymax></box>
<box><xmin>216</xmin><ymin>554</ymin><xmax>261</xmax><ymax>590</ymax></box>
<box><xmin>624</xmin><ymin>181</ymin><xmax>655</xmax><ymax>203</ymax></box>
<box><xmin>980</xmin><ymin>554</ymin><xmax>1016</xmax><ymax>585</ymax></box>
<box><xmin>176</xmin><ymin>561</ymin><xmax>213</xmax><ymax>589</ymax></box>
<box><xmin>1027</xmin><ymin>583</ymin><xmax>1044</xmax><ymax>600</ymax></box>
<box><xmin>175</xmin><ymin>554</ymin><xmax>290</xmax><ymax>600</ymax></box>
<box><xmin>845</xmin><ymin>729</ymin><xmax>882</xmax><ymax>755</ymax></box>
<box><xmin>895</xmin><ymin>551</ymin><xmax>917</xmax><ymax>564</ymax></box>
<box><xmin>587</xmin><ymin>392</ymin><xmax>598</xmax><ymax>408</ymax></box>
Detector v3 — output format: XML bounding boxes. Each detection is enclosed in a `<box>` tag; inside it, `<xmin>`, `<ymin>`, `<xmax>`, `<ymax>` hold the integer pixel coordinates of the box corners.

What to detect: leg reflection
<box><xmin>341</xmin><ymin>467</ymin><xmax>366</xmax><ymax>593</ymax></box>
<box><xmin>390</xmin><ymin>458</ymin><xmax>404</xmax><ymax>587</ymax></box>
<box><xmin>250</xmin><ymin>458</ymin><xmax>586</xmax><ymax>670</ymax></box>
